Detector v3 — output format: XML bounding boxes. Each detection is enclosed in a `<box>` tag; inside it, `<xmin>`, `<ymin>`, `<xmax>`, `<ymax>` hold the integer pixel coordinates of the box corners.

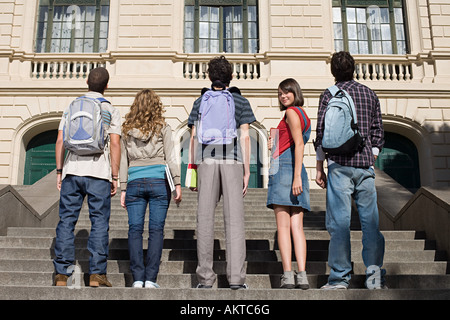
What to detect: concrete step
<box><xmin>0</xmin><ymin>259</ymin><xmax>447</xmax><ymax>275</ymax></box>
<box><xmin>0</xmin><ymin>236</ymin><xmax>433</xmax><ymax>252</ymax></box>
<box><xmin>103</xmin><ymin>206</ymin><xmax>326</xmax><ymax>214</ymax></box>
<box><xmin>76</xmin><ymin>214</ymin><xmax>287</xmax><ymax>223</ymax></box>
<box><xmin>105</xmin><ymin>217</ymin><xmax>326</xmax><ymax>225</ymax></box>
<box><xmin>4</xmin><ymin>227</ymin><xmax>419</xmax><ymax>240</ymax></box>
<box><xmin>1</xmin><ymin>286</ymin><xmax>449</xmax><ymax>301</ymax></box>
<box><xmin>83</xmin><ymin>209</ymin><xmax>326</xmax><ymax>217</ymax></box>
<box><xmin>3</xmin><ymin>184</ymin><xmax>449</xmax><ymax>299</ymax></box>
<box><xmin>1</xmin><ymin>271</ymin><xmax>450</xmax><ymax>289</ymax></box>
<box><xmin>72</xmin><ymin>220</ymin><xmax>333</xmax><ymax>230</ymax></box>
<box><xmin>0</xmin><ymin>247</ymin><xmax>439</xmax><ymax>262</ymax></box>
<box><xmin>3</xmin><ymin>186</ymin><xmax>449</xmax><ymax>302</ymax></box>
<box><xmin>106</xmin><ymin>188</ymin><xmax>326</xmax><ymax>209</ymax></box>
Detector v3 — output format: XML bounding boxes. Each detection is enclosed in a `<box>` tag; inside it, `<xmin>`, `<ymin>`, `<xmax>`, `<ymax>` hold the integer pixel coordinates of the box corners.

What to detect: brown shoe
<box><xmin>89</xmin><ymin>274</ymin><xmax>112</xmax><ymax>287</ymax></box>
<box><xmin>55</xmin><ymin>274</ymin><xmax>69</xmax><ymax>286</ymax></box>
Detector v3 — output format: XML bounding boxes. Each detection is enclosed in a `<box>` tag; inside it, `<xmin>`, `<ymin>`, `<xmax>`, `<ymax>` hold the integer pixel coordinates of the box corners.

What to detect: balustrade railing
<box><xmin>354</xmin><ymin>59</ymin><xmax>412</xmax><ymax>81</ymax></box>
<box><xmin>183</xmin><ymin>60</ymin><xmax>261</xmax><ymax>80</ymax></box>
<box><xmin>30</xmin><ymin>60</ymin><xmax>106</xmax><ymax>79</ymax></box>
<box><xmin>25</xmin><ymin>54</ymin><xmax>414</xmax><ymax>83</ymax></box>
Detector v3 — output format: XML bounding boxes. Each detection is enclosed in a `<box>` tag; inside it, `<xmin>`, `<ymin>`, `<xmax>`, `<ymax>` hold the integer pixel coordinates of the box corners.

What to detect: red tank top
<box><xmin>272</xmin><ymin>106</ymin><xmax>310</xmax><ymax>159</ymax></box>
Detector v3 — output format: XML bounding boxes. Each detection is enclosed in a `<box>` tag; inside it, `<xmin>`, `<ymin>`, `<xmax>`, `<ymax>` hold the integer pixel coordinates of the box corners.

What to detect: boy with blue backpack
<box><xmin>187</xmin><ymin>56</ymin><xmax>256</xmax><ymax>289</ymax></box>
<box><xmin>53</xmin><ymin>67</ymin><xmax>121</xmax><ymax>287</ymax></box>
<box><xmin>314</xmin><ymin>51</ymin><xmax>386</xmax><ymax>290</ymax></box>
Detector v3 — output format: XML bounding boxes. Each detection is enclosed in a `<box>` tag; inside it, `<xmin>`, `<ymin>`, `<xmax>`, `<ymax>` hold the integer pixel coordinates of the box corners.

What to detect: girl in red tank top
<box><xmin>267</xmin><ymin>78</ymin><xmax>310</xmax><ymax>289</ymax></box>
<box><xmin>272</xmin><ymin>106</ymin><xmax>310</xmax><ymax>159</ymax></box>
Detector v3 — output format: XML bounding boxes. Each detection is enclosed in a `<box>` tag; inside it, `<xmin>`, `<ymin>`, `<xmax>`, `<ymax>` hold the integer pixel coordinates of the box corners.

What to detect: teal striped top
<box><xmin>128</xmin><ymin>165</ymin><xmax>166</xmax><ymax>182</ymax></box>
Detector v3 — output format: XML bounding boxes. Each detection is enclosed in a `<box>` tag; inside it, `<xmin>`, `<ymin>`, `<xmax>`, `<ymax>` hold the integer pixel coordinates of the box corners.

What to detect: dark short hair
<box><xmin>331</xmin><ymin>51</ymin><xmax>355</xmax><ymax>82</ymax></box>
<box><xmin>278</xmin><ymin>78</ymin><xmax>304</xmax><ymax>111</ymax></box>
<box><xmin>87</xmin><ymin>67</ymin><xmax>109</xmax><ymax>93</ymax></box>
<box><xmin>207</xmin><ymin>55</ymin><xmax>233</xmax><ymax>87</ymax></box>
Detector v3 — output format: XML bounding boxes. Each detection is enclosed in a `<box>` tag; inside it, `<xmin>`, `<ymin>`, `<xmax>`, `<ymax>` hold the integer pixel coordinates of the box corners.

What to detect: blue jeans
<box><xmin>326</xmin><ymin>163</ymin><xmax>385</xmax><ymax>287</ymax></box>
<box><xmin>125</xmin><ymin>178</ymin><xmax>170</xmax><ymax>283</ymax></box>
<box><xmin>54</xmin><ymin>175</ymin><xmax>111</xmax><ymax>275</ymax></box>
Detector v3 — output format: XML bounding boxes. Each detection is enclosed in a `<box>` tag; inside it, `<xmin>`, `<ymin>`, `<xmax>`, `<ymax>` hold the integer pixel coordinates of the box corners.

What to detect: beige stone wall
<box><xmin>116</xmin><ymin>0</ymin><xmax>179</xmax><ymax>51</ymax></box>
<box><xmin>269</xmin><ymin>0</ymin><xmax>332</xmax><ymax>51</ymax></box>
<box><xmin>428</xmin><ymin>0</ymin><xmax>450</xmax><ymax>49</ymax></box>
<box><xmin>0</xmin><ymin>0</ymin><xmax>448</xmax><ymax>188</ymax></box>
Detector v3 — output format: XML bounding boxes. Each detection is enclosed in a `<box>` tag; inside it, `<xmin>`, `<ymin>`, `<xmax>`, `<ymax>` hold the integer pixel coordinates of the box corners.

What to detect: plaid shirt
<box><xmin>316</xmin><ymin>80</ymin><xmax>384</xmax><ymax>168</ymax></box>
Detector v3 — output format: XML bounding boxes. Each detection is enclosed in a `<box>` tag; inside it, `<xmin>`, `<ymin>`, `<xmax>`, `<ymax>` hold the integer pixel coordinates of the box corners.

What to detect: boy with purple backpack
<box><xmin>188</xmin><ymin>56</ymin><xmax>256</xmax><ymax>289</ymax></box>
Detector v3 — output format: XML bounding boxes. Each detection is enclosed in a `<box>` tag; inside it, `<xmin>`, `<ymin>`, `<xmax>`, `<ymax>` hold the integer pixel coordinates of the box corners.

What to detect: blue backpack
<box><xmin>63</xmin><ymin>96</ymin><xmax>110</xmax><ymax>155</ymax></box>
<box><xmin>197</xmin><ymin>89</ymin><xmax>237</xmax><ymax>145</ymax></box>
<box><xmin>321</xmin><ymin>85</ymin><xmax>364</xmax><ymax>155</ymax></box>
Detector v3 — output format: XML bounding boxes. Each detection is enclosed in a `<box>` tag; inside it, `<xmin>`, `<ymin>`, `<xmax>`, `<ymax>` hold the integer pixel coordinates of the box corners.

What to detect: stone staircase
<box><xmin>0</xmin><ymin>188</ymin><xmax>449</xmax><ymax>300</ymax></box>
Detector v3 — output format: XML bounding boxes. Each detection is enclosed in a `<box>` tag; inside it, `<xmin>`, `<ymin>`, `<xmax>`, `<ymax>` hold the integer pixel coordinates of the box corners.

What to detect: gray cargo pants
<box><xmin>195</xmin><ymin>159</ymin><xmax>247</xmax><ymax>287</ymax></box>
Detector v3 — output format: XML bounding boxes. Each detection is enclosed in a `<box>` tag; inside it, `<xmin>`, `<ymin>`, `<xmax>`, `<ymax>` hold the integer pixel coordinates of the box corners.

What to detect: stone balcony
<box><xmin>10</xmin><ymin>51</ymin><xmax>425</xmax><ymax>83</ymax></box>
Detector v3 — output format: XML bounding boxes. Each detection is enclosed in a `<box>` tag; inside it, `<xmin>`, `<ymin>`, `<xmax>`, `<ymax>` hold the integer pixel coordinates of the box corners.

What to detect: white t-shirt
<box><xmin>58</xmin><ymin>91</ymin><xmax>122</xmax><ymax>182</ymax></box>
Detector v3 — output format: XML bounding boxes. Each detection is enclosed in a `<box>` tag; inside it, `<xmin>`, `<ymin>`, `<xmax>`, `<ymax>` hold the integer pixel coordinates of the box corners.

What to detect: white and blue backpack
<box><xmin>321</xmin><ymin>85</ymin><xmax>364</xmax><ymax>155</ymax></box>
<box><xmin>63</xmin><ymin>96</ymin><xmax>111</xmax><ymax>155</ymax></box>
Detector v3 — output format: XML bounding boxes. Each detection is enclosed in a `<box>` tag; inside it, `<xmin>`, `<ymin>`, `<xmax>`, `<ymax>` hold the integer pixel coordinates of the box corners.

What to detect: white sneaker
<box><xmin>230</xmin><ymin>283</ymin><xmax>249</xmax><ymax>290</ymax></box>
<box><xmin>320</xmin><ymin>283</ymin><xmax>347</xmax><ymax>290</ymax></box>
<box><xmin>145</xmin><ymin>281</ymin><xmax>160</xmax><ymax>288</ymax></box>
<box><xmin>132</xmin><ymin>281</ymin><xmax>144</xmax><ymax>288</ymax></box>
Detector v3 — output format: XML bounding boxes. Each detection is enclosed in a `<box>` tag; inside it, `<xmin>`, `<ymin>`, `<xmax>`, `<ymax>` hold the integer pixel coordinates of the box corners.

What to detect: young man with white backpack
<box><xmin>53</xmin><ymin>67</ymin><xmax>121</xmax><ymax>287</ymax></box>
<box><xmin>187</xmin><ymin>56</ymin><xmax>256</xmax><ymax>289</ymax></box>
<box><xmin>314</xmin><ymin>51</ymin><xmax>386</xmax><ymax>290</ymax></box>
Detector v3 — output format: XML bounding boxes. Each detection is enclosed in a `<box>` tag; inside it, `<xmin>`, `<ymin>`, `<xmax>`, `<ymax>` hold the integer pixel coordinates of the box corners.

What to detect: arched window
<box><xmin>35</xmin><ymin>0</ymin><xmax>110</xmax><ymax>53</ymax></box>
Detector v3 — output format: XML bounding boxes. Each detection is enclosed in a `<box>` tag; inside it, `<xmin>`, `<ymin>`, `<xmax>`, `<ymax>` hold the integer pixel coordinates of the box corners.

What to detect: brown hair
<box><xmin>331</xmin><ymin>51</ymin><xmax>355</xmax><ymax>82</ymax></box>
<box><xmin>87</xmin><ymin>67</ymin><xmax>109</xmax><ymax>93</ymax></box>
<box><xmin>278</xmin><ymin>78</ymin><xmax>304</xmax><ymax>111</ymax></box>
<box><xmin>208</xmin><ymin>55</ymin><xmax>233</xmax><ymax>87</ymax></box>
<box><xmin>122</xmin><ymin>89</ymin><xmax>166</xmax><ymax>139</ymax></box>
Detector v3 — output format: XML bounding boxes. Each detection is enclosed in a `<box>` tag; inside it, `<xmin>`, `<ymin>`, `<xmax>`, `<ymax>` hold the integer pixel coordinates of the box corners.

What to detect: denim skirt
<box><xmin>267</xmin><ymin>147</ymin><xmax>310</xmax><ymax>211</ymax></box>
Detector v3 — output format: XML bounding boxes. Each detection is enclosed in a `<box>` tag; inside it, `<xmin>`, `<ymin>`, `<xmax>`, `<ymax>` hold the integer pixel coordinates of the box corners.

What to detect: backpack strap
<box><xmin>294</xmin><ymin>107</ymin><xmax>310</xmax><ymax>134</ymax></box>
<box><xmin>201</xmin><ymin>86</ymin><xmax>242</xmax><ymax>96</ymax></box>
<box><xmin>341</xmin><ymin>89</ymin><xmax>358</xmax><ymax>125</ymax></box>
<box><xmin>327</xmin><ymin>85</ymin><xmax>340</xmax><ymax>97</ymax></box>
<box><xmin>228</xmin><ymin>86</ymin><xmax>241</xmax><ymax>95</ymax></box>
<box><xmin>96</xmin><ymin>97</ymin><xmax>111</xmax><ymax>104</ymax></box>
<box><xmin>78</xmin><ymin>95</ymin><xmax>110</xmax><ymax>104</ymax></box>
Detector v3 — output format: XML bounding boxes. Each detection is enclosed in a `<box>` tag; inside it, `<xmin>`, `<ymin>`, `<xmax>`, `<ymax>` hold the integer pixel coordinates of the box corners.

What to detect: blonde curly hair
<box><xmin>122</xmin><ymin>89</ymin><xmax>166</xmax><ymax>139</ymax></box>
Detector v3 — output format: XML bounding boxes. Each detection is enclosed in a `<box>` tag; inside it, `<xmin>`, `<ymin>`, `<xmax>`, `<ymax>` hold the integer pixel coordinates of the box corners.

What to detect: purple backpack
<box><xmin>197</xmin><ymin>89</ymin><xmax>237</xmax><ymax>145</ymax></box>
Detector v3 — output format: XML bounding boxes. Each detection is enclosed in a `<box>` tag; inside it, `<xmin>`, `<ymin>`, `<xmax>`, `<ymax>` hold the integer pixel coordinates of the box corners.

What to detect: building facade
<box><xmin>0</xmin><ymin>0</ymin><xmax>449</xmax><ymax>189</ymax></box>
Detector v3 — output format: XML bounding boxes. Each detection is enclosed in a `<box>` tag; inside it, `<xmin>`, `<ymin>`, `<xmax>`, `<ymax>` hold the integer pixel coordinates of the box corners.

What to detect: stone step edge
<box><xmin>2</xmin><ymin>272</ymin><xmax>450</xmax><ymax>289</ymax></box>
<box><xmin>0</xmin><ymin>262</ymin><xmax>447</xmax><ymax>275</ymax></box>
<box><xmin>5</xmin><ymin>227</ymin><xmax>419</xmax><ymax>236</ymax></box>
<box><xmin>0</xmin><ymin>286</ymin><xmax>449</xmax><ymax>301</ymax></box>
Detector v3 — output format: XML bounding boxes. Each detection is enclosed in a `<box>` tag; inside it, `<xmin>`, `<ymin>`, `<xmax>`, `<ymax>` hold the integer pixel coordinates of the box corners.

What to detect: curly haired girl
<box><xmin>119</xmin><ymin>89</ymin><xmax>181</xmax><ymax>288</ymax></box>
